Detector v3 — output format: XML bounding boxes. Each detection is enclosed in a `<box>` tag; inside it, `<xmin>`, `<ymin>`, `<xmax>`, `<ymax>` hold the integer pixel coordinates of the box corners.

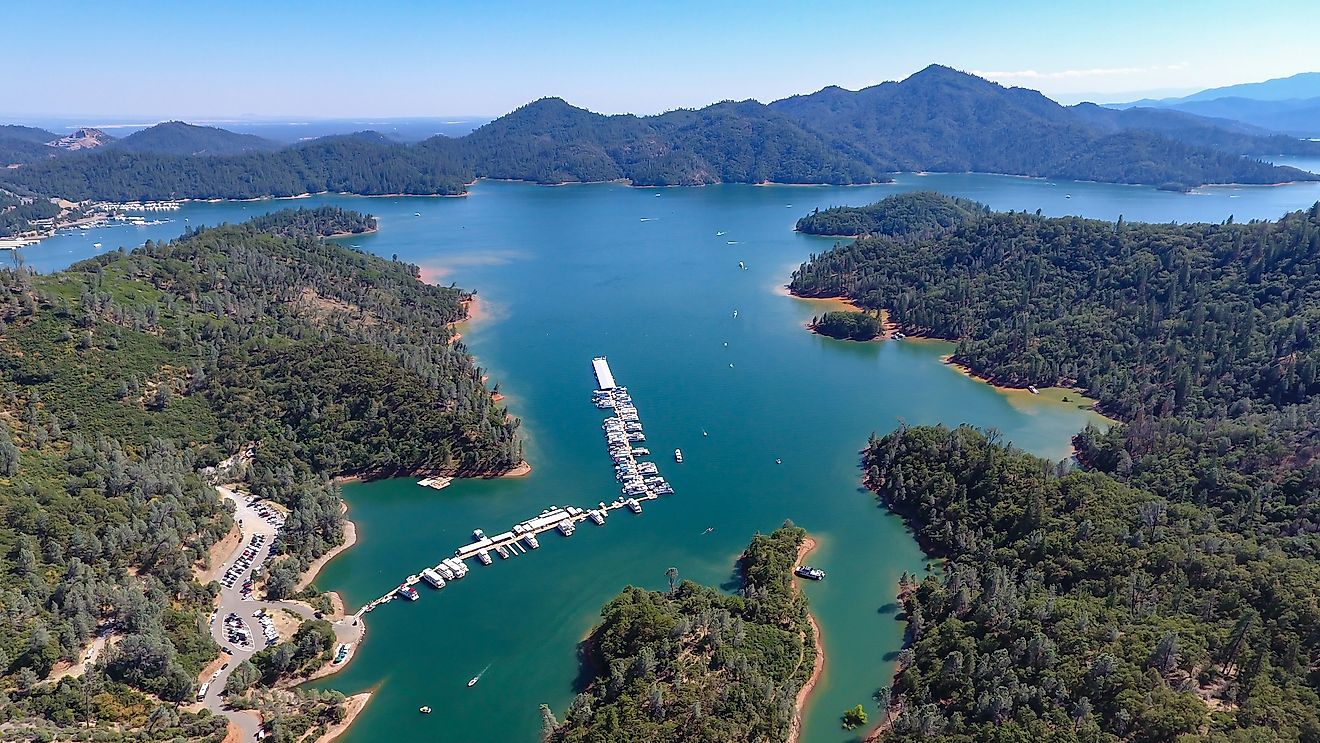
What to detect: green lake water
<box><xmin>26</xmin><ymin>175</ymin><xmax>1320</xmax><ymax>742</ymax></box>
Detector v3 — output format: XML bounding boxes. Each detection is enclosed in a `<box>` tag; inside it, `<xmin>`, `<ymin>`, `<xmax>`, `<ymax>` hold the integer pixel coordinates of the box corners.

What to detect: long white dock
<box><xmin>357</xmin><ymin>357</ymin><xmax>672</xmax><ymax>617</ymax></box>
<box><xmin>592</xmin><ymin>356</ymin><xmax>616</xmax><ymax>390</ymax></box>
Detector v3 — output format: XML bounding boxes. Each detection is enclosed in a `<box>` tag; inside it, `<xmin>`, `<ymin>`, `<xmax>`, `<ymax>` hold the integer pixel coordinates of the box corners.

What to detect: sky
<box><xmin>6</xmin><ymin>0</ymin><xmax>1319</xmax><ymax>120</ymax></box>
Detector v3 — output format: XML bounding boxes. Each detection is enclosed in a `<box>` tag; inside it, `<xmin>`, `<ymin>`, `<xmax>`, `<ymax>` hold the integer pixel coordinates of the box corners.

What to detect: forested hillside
<box><xmin>546</xmin><ymin>525</ymin><xmax>816</xmax><ymax>743</ymax></box>
<box><xmin>112</xmin><ymin>121</ymin><xmax>281</xmax><ymax>156</ymax></box>
<box><xmin>3</xmin><ymin>66</ymin><xmax>1314</xmax><ymax>202</ymax></box>
<box><xmin>0</xmin><ymin>135</ymin><xmax>473</xmax><ymax>201</ymax></box>
<box><xmin>0</xmin><ymin>207</ymin><xmax>518</xmax><ymax>735</ymax></box>
<box><xmin>769</xmin><ymin>65</ymin><xmax>1315</xmax><ymax>190</ymax></box>
<box><xmin>866</xmin><ymin>425</ymin><xmax>1320</xmax><ymax>741</ymax></box>
<box><xmin>792</xmin><ymin>195</ymin><xmax>1320</xmax><ymax>739</ymax></box>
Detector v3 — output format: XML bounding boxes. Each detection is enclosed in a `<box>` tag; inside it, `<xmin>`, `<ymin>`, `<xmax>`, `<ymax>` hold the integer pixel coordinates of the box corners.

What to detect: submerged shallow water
<box><xmin>24</xmin><ymin>175</ymin><xmax>1320</xmax><ymax>743</ymax></box>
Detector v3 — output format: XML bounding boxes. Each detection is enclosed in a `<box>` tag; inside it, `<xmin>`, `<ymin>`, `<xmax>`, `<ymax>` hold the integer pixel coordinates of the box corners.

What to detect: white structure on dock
<box><xmin>592</xmin><ymin>356</ymin><xmax>616</xmax><ymax>390</ymax></box>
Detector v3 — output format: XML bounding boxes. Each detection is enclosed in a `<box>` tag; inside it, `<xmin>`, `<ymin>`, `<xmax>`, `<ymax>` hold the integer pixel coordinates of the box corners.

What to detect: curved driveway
<box><xmin>202</xmin><ymin>487</ymin><xmax>364</xmax><ymax>740</ymax></box>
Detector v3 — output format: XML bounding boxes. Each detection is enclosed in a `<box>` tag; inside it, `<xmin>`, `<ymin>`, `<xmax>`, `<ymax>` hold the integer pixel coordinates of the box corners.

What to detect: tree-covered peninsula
<box><xmin>811</xmin><ymin>310</ymin><xmax>883</xmax><ymax>341</ymax></box>
<box><xmin>796</xmin><ymin>192</ymin><xmax>986</xmax><ymax>237</ymax></box>
<box><xmin>790</xmin><ymin>196</ymin><xmax>1320</xmax><ymax>739</ymax></box>
<box><xmin>545</xmin><ymin>525</ymin><xmax>817</xmax><ymax>743</ymax></box>
<box><xmin>0</xmin><ymin>207</ymin><xmax>519</xmax><ymax>737</ymax></box>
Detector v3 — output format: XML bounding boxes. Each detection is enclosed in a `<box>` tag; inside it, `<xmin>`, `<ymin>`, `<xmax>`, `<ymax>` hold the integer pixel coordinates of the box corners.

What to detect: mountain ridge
<box><xmin>2</xmin><ymin>65</ymin><xmax>1315</xmax><ymax>201</ymax></box>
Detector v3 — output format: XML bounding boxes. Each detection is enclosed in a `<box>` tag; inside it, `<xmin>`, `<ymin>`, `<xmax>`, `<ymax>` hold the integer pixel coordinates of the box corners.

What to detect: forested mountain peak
<box><xmin>114</xmin><ymin>121</ymin><xmax>281</xmax><ymax>156</ymax></box>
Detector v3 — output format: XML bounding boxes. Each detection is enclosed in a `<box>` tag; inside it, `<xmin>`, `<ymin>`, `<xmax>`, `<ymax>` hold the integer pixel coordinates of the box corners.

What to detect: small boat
<box><xmin>524</xmin><ymin>533</ymin><xmax>540</xmax><ymax>549</ymax></box>
<box><xmin>702</xmin><ymin>527</ymin><xmax>714</xmax><ymax>534</ymax></box>
<box><xmin>716</xmin><ymin>231</ymin><xmax>726</xmax><ymax>236</ymax></box>
<box><xmin>738</xmin><ymin>261</ymin><xmax>745</xmax><ymax>269</ymax></box>
<box><xmin>1028</xmin><ymin>385</ymin><xmax>1040</xmax><ymax>395</ymax></box>
<box><xmin>468</xmin><ymin>664</ymin><xmax>490</xmax><ymax>687</ymax></box>
<box><xmin>776</xmin><ymin>458</ymin><xmax>782</xmax><ymax>464</ymax></box>
<box><xmin>1065</xmin><ymin>194</ymin><xmax>1072</xmax><ymax>199</ymax></box>
<box><xmin>626</xmin><ymin>498</ymin><xmax>642</xmax><ymax>513</ymax></box>
<box><xmin>589</xmin><ymin>510</ymin><xmax>606</xmax><ymax>525</ymax></box>
<box><xmin>92</xmin><ymin>242</ymin><xmax>102</xmax><ymax>248</ymax></box>
<box><xmin>419</xmin><ymin>706</ymin><xmax>431</xmax><ymax>714</ymax></box>
<box><xmin>495</xmin><ymin>544</ymin><xmax>510</xmax><ymax>559</ymax></box>
<box><xmin>795</xmin><ymin>566</ymin><xmax>826</xmax><ymax>581</ymax></box>
<box><xmin>395</xmin><ymin>585</ymin><xmax>420</xmax><ymax>601</ymax></box>
<box><xmin>674</xmin><ymin>449</ymin><xmax>683</xmax><ymax>463</ymax></box>
<box><xmin>472</xmin><ymin>528</ymin><xmax>486</xmax><ymax>540</ymax></box>
<box><xmin>732</xmin><ymin>310</ymin><xmax>738</xmax><ymax>317</ymax></box>
<box><xmin>414</xmin><ymin>212</ymin><xmax>422</xmax><ymax>216</ymax></box>
<box><xmin>476</xmin><ymin>550</ymin><xmax>492</xmax><ymax>566</ymax></box>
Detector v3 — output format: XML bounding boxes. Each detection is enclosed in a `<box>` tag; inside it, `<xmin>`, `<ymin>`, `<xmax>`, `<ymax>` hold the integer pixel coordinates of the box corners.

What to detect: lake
<box><xmin>21</xmin><ymin>174</ymin><xmax>1320</xmax><ymax>742</ymax></box>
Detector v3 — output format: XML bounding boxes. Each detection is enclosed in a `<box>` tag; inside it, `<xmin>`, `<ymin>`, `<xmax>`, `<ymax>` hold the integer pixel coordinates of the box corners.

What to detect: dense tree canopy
<box><xmin>794</xmin><ymin>194</ymin><xmax>1320</xmax><ymax>740</ymax></box>
<box><xmin>796</xmin><ymin>192</ymin><xmax>987</xmax><ymax>237</ymax></box>
<box><xmin>548</xmin><ymin>525</ymin><xmax>816</xmax><ymax>743</ymax></box>
<box><xmin>0</xmin><ymin>207</ymin><xmax>517</xmax><ymax>733</ymax></box>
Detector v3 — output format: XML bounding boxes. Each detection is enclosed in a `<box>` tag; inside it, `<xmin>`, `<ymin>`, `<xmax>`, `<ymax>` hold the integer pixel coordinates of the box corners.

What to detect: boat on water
<box><xmin>476</xmin><ymin>550</ymin><xmax>493</xmax><ymax>566</ymax></box>
<box><xmin>418</xmin><ymin>476</ymin><xmax>452</xmax><ymax>490</ymax></box>
<box><xmin>738</xmin><ymin>261</ymin><xmax>745</xmax><ymax>269</ymax></box>
<box><xmin>472</xmin><ymin>528</ymin><xmax>486</xmax><ymax>540</ymax></box>
<box><xmin>674</xmin><ymin>448</ymin><xmax>683</xmax><ymax>463</ymax></box>
<box><xmin>467</xmin><ymin>677</ymin><xmax>478</xmax><ymax>687</ymax></box>
<box><xmin>589</xmin><ymin>510</ymin><xmax>606</xmax><ymax>525</ymax></box>
<box><xmin>524</xmin><ymin>533</ymin><xmax>540</xmax><ymax>549</ymax></box>
<box><xmin>419</xmin><ymin>705</ymin><xmax>431</xmax><ymax>713</ymax></box>
<box><xmin>632</xmin><ymin>447</ymin><xmax>650</xmax><ymax>456</ymax></box>
<box><xmin>495</xmin><ymin>544</ymin><xmax>510</xmax><ymax>559</ymax></box>
<box><xmin>626</xmin><ymin>498</ymin><xmax>642</xmax><ymax>513</ymax></box>
<box><xmin>1028</xmin><ymin>385</ymin><xmax>1040</xmax><ymax>395</ymax></box>
<box><xmin>396</xmin><ymin>585</ymin><xmax>420</xmax><ymax>601</ymax></box>
<box><xmin>776</xmin><ymin>458</ymin><xmax>782</xmax><ymax>464</ymax></box>
<box><xmin>557</xmin><ymin>519</ymin><xmax>575</xmax><ymax>536</ymax></box>
<box><xmin>92</xmin><ymin>242</ymin><xmax>102</xmax><ymax>248</ymax></box>
<box><xmin>795</xmin><ymin>566</ymin><xmax>826</xmax><ymax>581</ymax></box>
<box><xmin>421</xmin><ymin>568</ymin><xmax>446</xmax><ymax>589</ymax></box>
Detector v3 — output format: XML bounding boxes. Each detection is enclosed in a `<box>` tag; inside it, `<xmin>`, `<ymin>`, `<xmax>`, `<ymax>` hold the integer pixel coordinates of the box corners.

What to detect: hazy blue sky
<box><xmin>7</xmin><ymin>0</ymin><xmax>1317</xmax><ymax>119</ymax></box>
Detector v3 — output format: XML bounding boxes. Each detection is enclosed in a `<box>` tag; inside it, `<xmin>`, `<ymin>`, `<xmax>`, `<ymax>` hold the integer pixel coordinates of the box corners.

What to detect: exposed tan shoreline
<box><xmin>314</xmin><ymin>692</ymin><xmax>372</xmax><ymax>743</ymax></box>
<box><xmin>788</xmin><ymin>536</ymin><xmax>824</xmax><ymax>743</ymax></box>
<box><xmin>778</xmin><ymin>284</ymin><xmax>896</xmax><ymax>341</ymax></box>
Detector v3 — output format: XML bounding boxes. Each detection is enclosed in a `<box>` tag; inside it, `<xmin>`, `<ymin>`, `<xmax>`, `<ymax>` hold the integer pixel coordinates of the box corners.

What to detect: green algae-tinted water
<box><xmin>28</xmin><ymin>176</ymin><xmax>1320</xmax><ymax>743</ymax></box>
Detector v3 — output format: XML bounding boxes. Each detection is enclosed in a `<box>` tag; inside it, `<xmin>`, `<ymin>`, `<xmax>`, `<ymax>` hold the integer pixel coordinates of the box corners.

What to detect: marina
<box><xmin>354</xmin><ymin>357</ymin><xmax>677</xmax><ymax>615</ymax></box>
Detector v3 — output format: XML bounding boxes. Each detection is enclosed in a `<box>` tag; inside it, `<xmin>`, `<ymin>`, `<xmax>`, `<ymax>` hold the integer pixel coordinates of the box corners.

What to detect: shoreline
<box><xmin>778</xmin><ymin>284</ymin><xmax>896</xmax><ymax>341</ymax></box>
<box><xmin>295</xmin><ymin>501</ymin><xmax>358</xmax><ymax>593</ymax></box>
<box><xmin>788</xmin><ymin>536</ymin><xmax>824</xmax><ymax>743</ymax></box>
<box><xmin>314</xmin><ymin>692</ymin><xmax>372</xmax><ymax>743</ymax></box>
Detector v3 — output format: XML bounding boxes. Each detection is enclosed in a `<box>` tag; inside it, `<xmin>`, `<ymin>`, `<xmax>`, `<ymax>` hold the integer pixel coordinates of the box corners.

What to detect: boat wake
<box><xmin>468</xmin><ymin>664</ymin><xmax>491</xmax><ymax>687</ymax></box>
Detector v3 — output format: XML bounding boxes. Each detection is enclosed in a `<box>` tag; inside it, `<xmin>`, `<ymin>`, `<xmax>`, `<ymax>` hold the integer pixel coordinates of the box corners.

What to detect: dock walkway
<box><xmin>357</xmin><ymin>357</ymin><xmax>675</xmax><ymax>615</ymax></box>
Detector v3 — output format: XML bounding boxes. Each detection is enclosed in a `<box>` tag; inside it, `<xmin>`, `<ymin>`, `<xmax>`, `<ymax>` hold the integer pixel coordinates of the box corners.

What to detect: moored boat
<box><xmin>794</xmin><ymin>566</ymin><xmax>826</xmax><ymax>581</ymax></box>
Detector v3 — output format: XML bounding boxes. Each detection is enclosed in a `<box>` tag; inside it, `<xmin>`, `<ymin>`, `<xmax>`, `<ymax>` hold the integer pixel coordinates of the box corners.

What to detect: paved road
<box><xmin>202</xmin><ymin>486</ymin><xmax>363</xmax><ymax>741</ymax></box>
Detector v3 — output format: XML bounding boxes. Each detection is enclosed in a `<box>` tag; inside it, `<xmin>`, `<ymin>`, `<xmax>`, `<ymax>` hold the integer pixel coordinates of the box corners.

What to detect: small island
<box><xmin>811</xmin><ymin>309</ymin><xmax>884</xmax><ymax>341</ymax></box>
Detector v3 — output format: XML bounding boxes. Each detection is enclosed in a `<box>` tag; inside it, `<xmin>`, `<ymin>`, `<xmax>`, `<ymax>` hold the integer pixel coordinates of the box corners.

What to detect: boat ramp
<box><xmin>355</xmin><ymin>357</ymin><xmax>676</xmax><ymax>616</ymax></box>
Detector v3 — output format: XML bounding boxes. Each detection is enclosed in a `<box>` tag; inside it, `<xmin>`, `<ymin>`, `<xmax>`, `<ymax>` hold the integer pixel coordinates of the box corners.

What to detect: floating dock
<box><xmin>357</xmin><ymin>357</ymin><xmax>675</xmax><ymax>616</ymax></box>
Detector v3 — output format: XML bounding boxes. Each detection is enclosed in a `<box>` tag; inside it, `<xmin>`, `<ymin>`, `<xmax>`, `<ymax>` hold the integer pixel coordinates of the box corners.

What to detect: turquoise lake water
<box><xmin>22</xmin><ymin>174</ymin><xmax>1320</xmax><ymax>742</ymax></box>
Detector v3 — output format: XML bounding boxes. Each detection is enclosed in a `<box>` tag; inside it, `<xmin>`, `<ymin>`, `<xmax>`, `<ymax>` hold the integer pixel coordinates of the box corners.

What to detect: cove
<box><xmin>23</xmin><ymin>176</ymin><xmax>1320</xmax><ymax>743</ymax></box>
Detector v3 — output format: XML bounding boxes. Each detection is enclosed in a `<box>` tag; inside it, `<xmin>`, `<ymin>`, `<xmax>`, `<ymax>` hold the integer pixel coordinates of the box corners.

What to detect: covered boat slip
<box><xmin>592</xmin><ymin>356</ymin><xmax>616</xmax><ymax>390</ymax></box>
